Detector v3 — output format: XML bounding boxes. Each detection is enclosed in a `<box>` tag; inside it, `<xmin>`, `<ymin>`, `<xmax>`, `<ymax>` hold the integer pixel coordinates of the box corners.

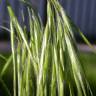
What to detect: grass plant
<box><xmin>0</xmin><ymin>0</ymin><xmax>94</xmax><ymax>96</ymax></box>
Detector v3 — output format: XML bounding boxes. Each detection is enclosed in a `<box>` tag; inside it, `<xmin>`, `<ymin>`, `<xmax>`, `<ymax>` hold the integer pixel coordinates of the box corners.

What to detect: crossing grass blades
<box><xmin>0</xmin><ymin>0</ymin><xmax>94</xmax><ymax>96</ymax></box>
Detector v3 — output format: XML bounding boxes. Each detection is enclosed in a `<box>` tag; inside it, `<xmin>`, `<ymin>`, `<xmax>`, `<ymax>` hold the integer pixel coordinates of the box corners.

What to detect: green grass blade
<box><xmin>0</xmin><ymin>54</ymin><xmax>7</xmax><ymax>61</ymax></box>
<box><xmin>0</xmin><ymin>78</ymin><xmax>11</xmax><ymax>96</ymax></box>
<box><xmin>0</xmin><ymin>55</ymin><xmax>12</xmax><ymax>77</ymax></box>
<box><xmin>10</xmin><ymin>20</ymin><xmax>16</xmax><ymax>96</ymax></box>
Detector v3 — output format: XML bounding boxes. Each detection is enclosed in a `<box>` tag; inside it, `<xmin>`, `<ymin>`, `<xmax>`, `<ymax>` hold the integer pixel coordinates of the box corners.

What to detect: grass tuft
<box><xmin>0</xmin><ymin>0</ymin><xmax>93</xmax><ymax>96</ymax></box>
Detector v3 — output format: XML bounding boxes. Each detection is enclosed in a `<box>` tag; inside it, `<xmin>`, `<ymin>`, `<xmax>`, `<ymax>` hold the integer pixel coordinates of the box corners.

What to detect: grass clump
<box><xmin>0</xmin><ymin>0</ymin><xmax>93</xmax><ymax>96</ymax></box>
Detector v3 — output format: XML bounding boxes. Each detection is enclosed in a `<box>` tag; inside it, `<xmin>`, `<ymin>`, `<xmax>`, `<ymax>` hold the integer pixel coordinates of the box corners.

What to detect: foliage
<box><xmin>0</xmin><ymin>0</ymin><xmax>94</xmax><ymax>96</ymax></box>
